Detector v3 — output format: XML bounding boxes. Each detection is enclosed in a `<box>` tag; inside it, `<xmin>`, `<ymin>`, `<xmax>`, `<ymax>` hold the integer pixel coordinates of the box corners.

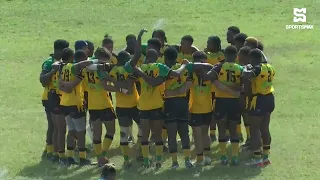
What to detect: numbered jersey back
<box><xmin>216</xmin><ymin>62</ymin><xmax>243</xmax><ymax>98</ymax></box>
<box><xmin>252</xmin><ymin>63</ymin><xmax>275</xmax><ymax>95</ymax></box>
<box><xmin>165</xmin><ymin>63</ymin><xmax>189</xmax><ymax>98</ymax></box>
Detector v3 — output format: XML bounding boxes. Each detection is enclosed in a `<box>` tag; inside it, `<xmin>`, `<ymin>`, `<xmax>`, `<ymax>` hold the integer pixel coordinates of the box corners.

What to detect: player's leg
<box><xmin>116</xmin><ymin>107</ymin><xmax>132</xmax><ymax>167</ymax></box>
<box><xmin>72</xmin><ymin>108</ymin><xmax>91</xmax><ymax>166</ymax></box>
<box><xmin>227</xmin><ymin>99</ymin><xmax>241</xmax><ymax>165</ymax></box>
<box><xmin>202</xmin><ymin>113</ymin><xmax>212</xmax><ymax>165</ymax></box>
<box><xmin>190</xmin><ymin>114</ymin><xmax>204</xmax><ymax>166</ymax></box>
<box><xmin>248</xmin><ymin>96</ymin><xmax>264</xmax><ymax>167</ymax></box>
<box><xmin>215</xmin><ymin>98</ymin><xmax>229</xmax><ymax>165</ymax></box>
<box><xmin>131</xmin><ymin>107</ymin><xmax>142</xmax><ymax>160</ymax></box>
<box><xmin>242</xmin><ymin>113</ymin><xmax>251</xmax><ymax>146</ymax></box>
<box><xmin>139</xmin><ymin>111</ymin><xmax>151</xmax><ymax>168</ymax></box>
<box><xmin>209</xmin><ymin>95</ymin><xmax>217</xmax><ymax>142</ymax></box>
<box><xmin>261</xmin><ymin>93</ymin><xmax>275</xmax><ymax>165</ymax></box>
<box><xmin>164</xmin><ymin>98</ymin><xmax>179</xmax><ymax>168</ymax></box>
<box><xmin>42</xmin><ymin>100</ymin><xmax>54</xmax><ymax>159</ymax></box>
<box><xmin>65</xmin><ymin>113</ymin><xmax>77</xmax><ymax>165</ymax></box>
<box><xmin>101</xmin><ymin>108</ymin><xmax>116</xmax><ymax>159</ymax></box>
<box><xmin>90</xmin><ymin>110</ymin><xmax>106</xmax><ymax>167</ymax></box>
<box><xmin>149</xmin><ymin>108</ymin><xmax>164</xmax><ymax>168</ymax></box>
<box><xmin>54</xmin><ymin>110</ymin><xmax>67</xmax><ymax>166</ymax></box>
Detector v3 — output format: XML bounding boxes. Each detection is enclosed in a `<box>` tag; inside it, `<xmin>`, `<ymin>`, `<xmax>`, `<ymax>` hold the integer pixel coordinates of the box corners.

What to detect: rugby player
<box><xmin>162</xmin><ymin>47</ymin><xmax>193</xmax><ymax>169</ymax></box>
<box><xmin>226</xmin><ymin>26</ymin><xmax>240</xmax><ymax>45</ymax></box>
<box><xmin>242</xmin><ymin>49</ymin><xmax>275</xmax><ymax>167</ymax></box>
<box><xmin>58</xmin><ymin>49</ymin><xmax>92</xmax><ymax>166</ymax></box>
<box><xmin>233</xmin><ymin>33</ymin><xmax>248</xmax><ymax>53</ymax></box>
<box><xmin>205</xmin><ymin>36</ymin><xmax>225</xmax><ymax>142</ymax></box>
<box><xmin>175</xmin><ymin>35</ymin><xmax>198</xmax><ymax>63</ymax></box>
<box><xmin>40</xmin><ymin>39</ymin><xmax>69</xmax><ymax>162</ymax></box>
<box><xmin>102</xmin><ymin>36</ymin><xmax>118</xmax><ymax>64</ymax></box>
<box><xmin>207</xmin><ymin>46</ymin><xmax>243</xmax><ymax>165</ymax></box>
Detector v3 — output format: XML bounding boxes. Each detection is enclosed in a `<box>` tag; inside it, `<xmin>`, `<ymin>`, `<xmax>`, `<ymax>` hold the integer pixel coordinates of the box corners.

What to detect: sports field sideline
<box><xmin>0</xmin><ymin>0</ymin><xmax>320</xmax><ymax>180</ymax></box>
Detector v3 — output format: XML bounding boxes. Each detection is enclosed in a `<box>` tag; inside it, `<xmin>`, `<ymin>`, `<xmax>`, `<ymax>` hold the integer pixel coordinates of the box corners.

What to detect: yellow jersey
<box><xmin>213</xmin><ymin>62</ymin><xmax>243</xmax><ymax>98</ymax></box>
<box><xmin>188</xmin><ymin>71</ymin><xmax>212</xmax><ymax>113</ymax></box>
<box><xmin>251</xmin><ymin>63</ymin><xmax>275</xmax><ymax>95</ymax></box>
<box><xmin>109</xmin><ymin>65</ymin><xmax>139</xmax><ymax>108</ymax></box>
<box><xmin>59</xmin><ymin>63</ymin><xmax>83</xmax><ymax>108</ymax></box>
<box><xmin>83</xmin><ymin>70</ymin><xmax>113</xmax><ymax>110</ymax></box>
<box><xmin>177</xmin><ymin>53</ymin><xmax>193</xmax><ymax>64</ymax></box>
<box><xmin>138</xmin><ymin>63</ymin><xmax>170</xmax><ymax>110</ymax></box>
<box><xmin>207</xmin><ymin>51</ymin><xmax>225</xmax><ymax>65</ymax></box>
<box><xmin>164</xmin><ymin>63</ymin><xmax>189</xmax><ymax>98</ymax></box>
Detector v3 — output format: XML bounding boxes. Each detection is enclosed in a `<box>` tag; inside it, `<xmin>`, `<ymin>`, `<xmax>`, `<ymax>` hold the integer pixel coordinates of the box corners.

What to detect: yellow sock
<box><xmin>79</xmin><ymin>151</ymin><xmax>86</xmax><ymax>159</ymax></box>
<box><xmin>219</xmin><ymin>142</ymin><xmax>227</xmax><ymax>156</ymax></box>
<box><xmin>141</xmin><ymin>145</ymin><xmax>149</xmax><ymax>159</ymax></box>
<box><xmin>121</xmin><ymin>145</ymin><xmax>130</xmax><ymax>161</ymax></box>
<box><xmin>93</xmin><ymin>143</ymin><xmax>102</xmax><ymax>157</ymax></box>
<box><xmin>162</xmin><ymin>129</ymin><xmax>168</xmax><ymax>141</ymax></box>
<box><xmin>66</xmin><ymin>150</ymin><xmax>74</xmax><ymax>158</ymax></box>
<box><xmin>196</xmin><ymin>154</ymin><xmax>203</xmax><ymax>163</ymax></box>
<box><xmin>46</xmin><ymin>145</ymin><xmax>54</xmax><ymax>154</ymax></box>
<box><xmin>237</xmin><ymin>124</ymin><xmax>242</xmax><ymax>135</ymax></box>
<box><xmin>231</xmin><ymin>143</ymin><xmax>239</xmax><ymax>157</ymax></box>
<box><xmin>171</xmin><ymin>153</ymin><xmax>177</xmax><ymax>163</ymax></box>
<box><xmin>155</xmin><ymin>145</ymin><xmax>163</xmax><ymax>161</ymax></box>
<box><xmin>245</xmin><ymin>126</ymin><xmax>250</xmax><ymax>139</ymax></box>
<box><xmin>210</xmin><ymin>129</ymin><xmax>215</xmax><ymax>136</ymax></box>
<box><xmin>226</xmin><ymin>130</ymin><xmax>230</xmax><ymax>137</ymax></box>
<box><xmin>102</xmin><ymin>136</ymin><xmax>113</xmax><ymax>154</ymax></box>
<box><xmin>263</xmin><ymin>145</ymin><xmax>270</xmax><ymax>156</ymax></box>
<box><xmin>59</xmin><ymin>152</ymin><xmax>66</xmax><ymax>158</ymax></box>
<box><xmin>183</xmin><ymin>149</ymin><xmax>191</xmax><ymax>160</ymax></box>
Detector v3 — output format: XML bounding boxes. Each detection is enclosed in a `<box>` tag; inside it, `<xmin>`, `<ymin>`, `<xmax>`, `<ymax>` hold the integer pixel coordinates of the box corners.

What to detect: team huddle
<box><xmin>39</xmin><ymin>26</ymin><xmax>275</xmax><ymax>173</ymax></box>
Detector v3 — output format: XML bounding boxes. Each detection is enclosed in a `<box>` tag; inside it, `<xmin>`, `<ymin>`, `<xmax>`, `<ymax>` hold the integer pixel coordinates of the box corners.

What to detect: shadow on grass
<box><xmin>17</xmin><ymin>142</ymin><xmax>261</xmax><ymax>180</ymax></box>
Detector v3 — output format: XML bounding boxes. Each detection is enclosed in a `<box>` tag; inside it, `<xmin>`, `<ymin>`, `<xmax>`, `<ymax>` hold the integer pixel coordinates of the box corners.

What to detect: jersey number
<box><xmin>64</xmin><ymin>69</ymin><xmax>70</xmax><ymax>81</ymax></box>
<box><xmin>226</xmin><ymin>70</ymin><xmax>236</xmax><ymax>82</ymax></box>
<box><xmin>116</xmin><ymin>72</ymin><xmax>125</xmax><ymax>81</ymax></box>
<box><xmin>87</xmin><ymin>72</ymin><xmax>95</xmax><ymax>84</ymax></box>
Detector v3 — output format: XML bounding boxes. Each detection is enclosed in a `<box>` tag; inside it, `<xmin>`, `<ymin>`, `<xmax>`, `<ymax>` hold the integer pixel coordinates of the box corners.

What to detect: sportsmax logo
<box><xmin>286</xmin><ymin>8</ymin><xmax>314</xmax><ymax>30</ymax></box>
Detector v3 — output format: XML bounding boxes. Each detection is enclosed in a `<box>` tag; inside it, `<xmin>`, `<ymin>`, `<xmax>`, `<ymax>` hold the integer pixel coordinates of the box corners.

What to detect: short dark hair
<box><xmin>234</xmin><ymin>33</ymin><xmax>248</xmax><ymax>44</ymax></box>
<box><xmin>61</xmin><ymin>48</ymin><xmax>74</xmax><ymax>61</ymax></box>
<box><xmin>164</xmin><ymin>46</ymin><xmax>178</xmax><ymax>61</ymax></box>
<box><xmin>181</xmin><ymin>35</ymin><xmax>194</xmax><ymax>44</ymax></box>
<box><xmin>224</xmin><ymin>45</ymin><xmax>238</xmax><ymax>55</ymax></box>
<box><xmin>147</xmin><ymin>38</ymin><xmax>162</xmax><ymax>51</ymax></box>
<box><xmin>228</xmin><ymin>26</ymin><xmax>240</xmax><ymax>34</ymax></box>
<box><xmin>126</xmin><ymin>34</ymin><xmax>136</xmax><ymax>41</ymax></box>
<box><xmin>249</xmin><ymin>49</ymin><xmax>263</xmax><ymax>60</ymax></box>
<box><xmin>85</xmin><ymin>40</ymin><xmax>94</xmax><ymax>49</ymax></box>
<box><xmin>102</xmin><ymin>37</ymin><xmax>113</xmax><ymax>46</ymax></box>
<box><xmin>238</xmin><ymin>46</ymin><xmax>251</xmax><ymax>55</ymax></box>
<box><xmin>117</xmin><ymin>51</ymin><xmax>131</xmax><ymax>65</ymax></box>
<box><xmin>208</xmin><ymin>36</ymin><xmax>222</xmax><ymax>51</ymax></box>
<box><xmin>74</xmin><ymin>50</ymin><xmax>87</xmax><ymax>61</ymax></box>
<box><xmin>94</xmin><ymin>47</ymin><xmax>111</xmax><ymax>60</ymax></box>
<box><xmin>54</xmin><ymin>39</ymin><xmax>69</xmax><ymax>51</ymax></box>
<box><xmin>193</xmin><ymin>51</ymin><xmax>207</xmax><ymax>62</ymax></box>
<box><xmin>258</xmin><ymin>41</ymin><xmax>264</xmax><ymax>51</ymax></box>
<box><xmin>152</xmin><ymin>30</ymin><xmax>167</xmax><ymax>43</ymax></box>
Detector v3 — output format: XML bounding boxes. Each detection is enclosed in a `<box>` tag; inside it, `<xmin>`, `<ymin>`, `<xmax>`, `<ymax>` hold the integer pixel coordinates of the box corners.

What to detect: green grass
<box><xmin>0</xmin><ymin>0</ymin><xmax>320</xmax><ymax>179</ymax></box>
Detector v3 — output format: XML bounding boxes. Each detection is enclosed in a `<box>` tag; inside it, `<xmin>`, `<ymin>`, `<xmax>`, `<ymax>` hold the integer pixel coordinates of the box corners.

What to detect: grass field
<box><xmin>0</xmin><ymin>0</ymin><xmax>320</xmax><ymax>179</ymax></box>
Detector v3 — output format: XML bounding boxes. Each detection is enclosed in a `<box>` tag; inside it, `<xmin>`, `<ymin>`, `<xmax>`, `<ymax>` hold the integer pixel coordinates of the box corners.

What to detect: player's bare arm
<box><xmin>164</xmin><ymin>80</ymin><xmax>193</xmax><ymax>97</ymax></box>
<box><xmin>133</xmin><ymin>67</ymin><xmax>166</xmax><ymax>87</ymax></box>
<box><xmin>39</xmin><ymin>62</ymin><xmax>59</xmax><ymax>86</ymax></box>
<box><xmin>129</xmin><ymin>29</ymin><xmax>147</xmax><ymax>67</ymax></box>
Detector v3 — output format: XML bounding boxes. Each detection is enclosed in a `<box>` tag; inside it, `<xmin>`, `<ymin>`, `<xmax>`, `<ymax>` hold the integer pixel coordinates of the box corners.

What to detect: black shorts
<box><xmin>189</xmin><ymin>112</ymin><xmax>212</xmax><ymax>127</ymax></box>
<box><xmin>164</xmin><ymin>97</ymin><xmax>188</xmax><ymax>123</ymax></box>
<box><xmin>139</xmin><ymin>108</ymin><xmax>163</xmax><ymax>121</ymax></box>
<box><xmin>89</xmin><ymin>108</ymin><xmax>116</xmax><ymax>121</ymax></box>
<box><xmin>214</xmin><ymin>98</ymin><xmax>241</xmax><ymax>122</ymax></box>
<box><xmin>42</xmin><ymin>100</ymin><xmax>50</xmax><ymax>112</ymax></box>
<box><xmin>60</xmin><ymin>105</ymin><xmax>86</xmax><ymax>119</ymax></box>
<box><xmin>116</xmin><ymin>106</ymin><xmax>140</xmax><ymax>126</ymax></box>
<box><xmin>47</xmin><ymin>90</ymin><xmax>63</xmax><ymax>115</ymax></box>
<box><xmin>248</xmin><ymin>93</ymin><xmax>275</xmax><ymax>116</ymax></box>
